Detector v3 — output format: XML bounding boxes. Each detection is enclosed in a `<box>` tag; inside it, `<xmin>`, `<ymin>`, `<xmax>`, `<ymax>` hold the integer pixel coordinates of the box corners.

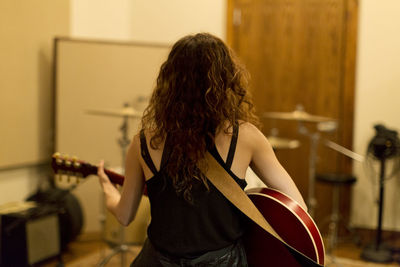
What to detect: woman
<box><xmin>97</xmin><ymin>33</ymin><xmax>307</xmax><ymax>266</ymax></box>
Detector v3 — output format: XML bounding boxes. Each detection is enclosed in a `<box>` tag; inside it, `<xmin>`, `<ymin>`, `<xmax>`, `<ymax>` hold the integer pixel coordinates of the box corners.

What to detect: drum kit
<box><xmin>262</xmin><ymin>106</ymin><xmax>364</xmax><ymax>217</ymax></box>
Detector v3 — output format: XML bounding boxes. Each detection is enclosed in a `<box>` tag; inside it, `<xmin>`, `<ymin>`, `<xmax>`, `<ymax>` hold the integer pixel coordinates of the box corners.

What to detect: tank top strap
<box><xmin>225</xmin><ymin>121</ymin><xmax>239</xmax><ymax>169</ymax></box>
<box><xmin>160</xmin><ymin>134</ymin><xmax>172</xmax><ymax>169</ymax></box>
<box><xmin>140</xmin><ymin>129</ymin><xmax>158</xmax><ymax>175</ymax></box>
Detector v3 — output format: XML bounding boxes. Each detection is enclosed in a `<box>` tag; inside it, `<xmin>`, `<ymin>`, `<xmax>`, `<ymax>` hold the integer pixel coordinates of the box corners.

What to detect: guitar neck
<box><xmin>87</xmin><ymin>164</ymin><xmax>124</xmax><ymax>185</ymax></box>
<box><xmin>103</xmin><ymin>169</ymin><xmax>124</xmax><ymax>185</ymax></box>
<box><xmin>52</xmin><ymin>153</ymin><xmax>152</xmax><ymax>197</ymax></box>
<box><xmin>66</xmin><ymin>162</ymin><xmax>125</xmax><ymax>185</ymax></box>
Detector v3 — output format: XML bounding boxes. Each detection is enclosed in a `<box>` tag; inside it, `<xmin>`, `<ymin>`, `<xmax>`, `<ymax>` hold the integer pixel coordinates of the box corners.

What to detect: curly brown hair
<box><xmin>141</xmin><ymin>33</ymin><xmax>259</xmax><ymax>201</ymax></box>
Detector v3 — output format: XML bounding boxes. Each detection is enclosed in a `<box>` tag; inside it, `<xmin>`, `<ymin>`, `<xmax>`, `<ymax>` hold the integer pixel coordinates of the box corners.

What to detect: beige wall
<box><xmin>0</xmin><ymin>1</ymin><xmax>70</xmax><ymax>168</ymax></box>
<box><xmin>351</xmin><ymin>0</ymin><xmax>400</xmax><ymax>230</ymax></box>
<box><xmin>0</xmin><ymin>1</ymin><xmax>70</xmax><ymax>203</ymax></box>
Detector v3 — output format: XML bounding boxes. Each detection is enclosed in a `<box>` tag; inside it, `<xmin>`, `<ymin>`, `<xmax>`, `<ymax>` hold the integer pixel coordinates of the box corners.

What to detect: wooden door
<box><xmin>227</xmin><ymin>0</ymin><xmax>358</xmax><ymax>228</ymax></box>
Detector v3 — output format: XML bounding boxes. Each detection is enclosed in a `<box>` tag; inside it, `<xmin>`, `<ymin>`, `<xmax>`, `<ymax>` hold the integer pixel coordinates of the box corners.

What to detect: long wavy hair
<box><xmin>141</xmin><ymin>33</ymin><xmax>259</xmax><ymax>201</ymax></box>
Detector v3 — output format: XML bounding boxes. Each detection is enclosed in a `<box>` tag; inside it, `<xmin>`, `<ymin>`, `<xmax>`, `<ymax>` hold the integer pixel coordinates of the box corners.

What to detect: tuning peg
<box><xmin>72</xmin><ymin>156</ymin><xmax>81</xmax><ymax>169</ymax></box>
<box><xmin>64</xmin><ymin>154</ymin><xmax>72</xmax><ymax>167</ymax></box>
<box><xmin>53</xmin><ymin>152</ymin><xmax>63</xmax><ymax>165</ymax></box>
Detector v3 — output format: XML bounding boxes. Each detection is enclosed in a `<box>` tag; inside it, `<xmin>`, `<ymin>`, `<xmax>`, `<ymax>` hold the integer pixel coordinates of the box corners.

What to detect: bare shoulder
<box><xmin>132</xmin><ymin>132</ymin><xmax>141</xmax><ymax>146</ymax></box>
<box><xmin>128</xmin><ymin>133</ymin><xmax>141</xmax><ymax>156</ymax></box>
<box><xmin>130</xmin><ymin>132</ymin><xmax>150</xmax><ymax>175</ymax></box>
<box><xmin>238</xmin><ymin>121</ymin><xmax>270</xmax><ymax>150</ymax></box>
<box><xmin>238</xmin><ymin>121</ymin><xmax>263</xmax><ymax>139</ymax></box>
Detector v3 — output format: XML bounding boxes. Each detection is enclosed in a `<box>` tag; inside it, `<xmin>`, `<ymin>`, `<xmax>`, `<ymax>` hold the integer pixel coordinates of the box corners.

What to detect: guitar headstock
<box><xmin>52</xmin><ymin>152</ymin><xmax>97</xmax><ymax>180</ymax></box>
<box><xmin>52</xmin><ymin>153</ymin><xmax>125</xmax><ymax>186</ymax></box>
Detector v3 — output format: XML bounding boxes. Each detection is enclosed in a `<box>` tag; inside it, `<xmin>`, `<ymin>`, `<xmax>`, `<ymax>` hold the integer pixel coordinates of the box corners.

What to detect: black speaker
<box><xmin>26</xmin><ymin>188</ymin><xmax>84</xmax><ymax>250</ymax></box>
<box><xmin>0</xmin><ymin>205</ymin><xmax>60</xmax><ymax>266</ymax></box>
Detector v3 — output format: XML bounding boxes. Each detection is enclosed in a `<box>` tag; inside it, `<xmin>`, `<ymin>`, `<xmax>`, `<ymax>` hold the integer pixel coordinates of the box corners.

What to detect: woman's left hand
<box><xmin>97</xmin><ymin>160</ymin><xmax>113</xmax><ymax>189</ymax></box>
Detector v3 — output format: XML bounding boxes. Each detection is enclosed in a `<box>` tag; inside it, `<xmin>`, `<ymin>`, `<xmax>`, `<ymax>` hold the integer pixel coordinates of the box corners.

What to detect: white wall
<box><xmin>351</xmin><ymin>0</ymin><xmax>400</xmax><ymax>230</ymax></box>
<box><xmin>129</xmin><ymin>0</ymin><xmax>226</xmax><ymax>43</ymax></box>
<box><xmin>70</xmin><ymin>0</ymin><xmax>135</xmax><ymax>41</ymax></box>
<box><xmin>0</xmin><ymin>169</ymin><xmax>43</xmax><ymax>204</ymax></box>
<box><xmin>71</xmin><ymin>0</ymin><xmax>226</xmax><ymax>42</ymax></box>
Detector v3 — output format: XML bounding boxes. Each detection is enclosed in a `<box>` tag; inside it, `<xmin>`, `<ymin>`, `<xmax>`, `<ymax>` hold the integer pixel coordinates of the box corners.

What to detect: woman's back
<box><xmin>140</xmin><ymin>122</ymin><xmax>249</xmax><ymax>258</ymax></box>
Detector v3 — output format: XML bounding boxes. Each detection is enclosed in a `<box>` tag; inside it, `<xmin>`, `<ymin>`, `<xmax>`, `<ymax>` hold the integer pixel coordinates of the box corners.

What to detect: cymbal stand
<box><xmin>98</xmin><ymin>106</ymin><xmax>134</xmax><ymax>267</ymax></box>
<box><xmin>298</xmin><ymin>123</ymin><xmax>320</xmax><ymax>218</ymax></box>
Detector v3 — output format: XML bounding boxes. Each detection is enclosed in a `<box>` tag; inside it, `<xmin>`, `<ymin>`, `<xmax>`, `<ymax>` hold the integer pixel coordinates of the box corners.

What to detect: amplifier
<box><xmin>0</xmin><ymin>204</ymin><xmax>60</xmax><ymax>266</ymax></box>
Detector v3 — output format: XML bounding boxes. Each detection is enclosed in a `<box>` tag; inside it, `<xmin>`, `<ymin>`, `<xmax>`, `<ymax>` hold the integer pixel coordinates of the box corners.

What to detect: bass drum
<box><xmin>26</xmin><ymin>187</ymin><xmax>84</xmax><ymax>250</ymax></box>
<box><xmin>103</xmin><ymin>195</ymin><xmax>150</xmax><ymax>245</ymax></box>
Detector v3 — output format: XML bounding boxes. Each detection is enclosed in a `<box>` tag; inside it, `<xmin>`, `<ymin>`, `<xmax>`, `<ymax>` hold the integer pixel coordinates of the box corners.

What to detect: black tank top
<box><xmin>139</xmin><ymin>124</ymin><xmax>247</xmax><ymax>258</ymax></box>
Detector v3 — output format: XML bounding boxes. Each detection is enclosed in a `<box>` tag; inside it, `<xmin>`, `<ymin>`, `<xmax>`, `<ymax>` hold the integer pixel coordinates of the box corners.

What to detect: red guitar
<box><xmin>244</xmin><ymin>187</ymin><xmax>325</xmax><ymax>266</ymax></box>
<box><xmin>52</xmin><ymin>153</ymin><xmax>324</xmax><ymax>266</ymax></box>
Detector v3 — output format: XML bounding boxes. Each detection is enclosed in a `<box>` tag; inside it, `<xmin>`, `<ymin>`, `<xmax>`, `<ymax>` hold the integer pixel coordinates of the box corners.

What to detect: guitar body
<box><xmin>243</xmin><ymin>187</ymin><xmax>325</xmax><ymax>267</ymax></box>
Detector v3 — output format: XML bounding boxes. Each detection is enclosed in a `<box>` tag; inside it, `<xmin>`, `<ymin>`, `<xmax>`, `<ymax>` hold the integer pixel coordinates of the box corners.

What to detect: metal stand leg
<box><xmin>328</xmin><ymin>186</ymin><xmax>340</xmax><ymax>254</ymax></box>
<box><xmin>307</xmin><ymin>132</ymin><xmax>319</xmax><ymax>218</ymax></box>
<box><xmin>298</xmin><ymin>123</ymin><xmax>320</xmax><ymax>218</ymax></box>
<box><xmin>325</xmin><ymin>185</ymin><xmax>343</xmax><ymax>267</ymax></box>
<box><xmin>97</xmin><ymin>103</ymin><xmax>137</xmax><ymax>267</ymax></box>
<box><xmin>98</xmin><ymin>244</ymin><xmax>136</xmax><ymax>267</ymax></box>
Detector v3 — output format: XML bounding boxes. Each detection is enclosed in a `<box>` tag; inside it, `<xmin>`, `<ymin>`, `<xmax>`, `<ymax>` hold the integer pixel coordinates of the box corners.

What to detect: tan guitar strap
<box><xmin>200</xmin><ymin>152</ymin><xmax>320</xmax><ymax>266</ymax></box>
<box><xmin>200</xmin><ymin>152</ymin><xmax>285</xmax><ymax>243</ymax></box>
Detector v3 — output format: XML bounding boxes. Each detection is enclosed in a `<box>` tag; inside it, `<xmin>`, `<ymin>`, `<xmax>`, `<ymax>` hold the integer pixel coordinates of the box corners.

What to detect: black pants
<box><xmin>131</xmin><ymin>239</ymin><xmax>248</xmax><ymax>267</ymax></box>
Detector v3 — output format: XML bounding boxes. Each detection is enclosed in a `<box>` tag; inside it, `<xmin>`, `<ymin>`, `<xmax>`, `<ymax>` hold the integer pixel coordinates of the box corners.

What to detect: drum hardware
<box><xmin>298</xmin><ymin>129</ymin><xmax>364</xmax><ymax>218</ymax></box>
<box><xmin>85</xmin><ymin>106</ymin><xmax>141</xmax><ymax>119</ymax></box>
<box><xmin>298</xmin><ymin>128</ymin><xmax>365</xmax><ymax>218</ymax></box>
<box><xmin>264</xmin><ymin>105</ymin><xmax>337</xmax><ymax>217</ymax></box>
<box><xmin>323</xmin><ymin>140</ymin><xmax>364</xmax><ymax>162</ymax></box>
<box><xmin>315</xmin><ymin>140</ymin><xmax>363</xmax><ymax>260</ymax></box>
<box><xmin>298</xmin><ymin>124</ymin><xmax>320</xmax><ymax>217</ymax></box>
<box><xmin>263</xmin><ymin>109</ymin><xmax>336</xmax><ymax>123</ymax></box>
<box><xmin>317</xmin><ymin>121</ymin><xmax>338</xmax><ymax>132</ymax></box>
<box><xmin>267</xmin><ymin>136</ymin><xmax>301</xmax><ymax>150</ymax></box>
<box><xmin>86</xmin><ymin>103</ymin><xmax>140</xmax><ymax>267</ymax></box>
<box><xmin>266</xmin><ymin>128</ymin><xmax>301</xmax><ymax>150</ymax></box>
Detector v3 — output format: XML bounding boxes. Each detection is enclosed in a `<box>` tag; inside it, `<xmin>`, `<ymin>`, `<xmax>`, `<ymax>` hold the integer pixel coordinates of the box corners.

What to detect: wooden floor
<box><xmin>38</xmin><ymin>231</ymin><xmax>400</xmax><ymax>267</ymax></box>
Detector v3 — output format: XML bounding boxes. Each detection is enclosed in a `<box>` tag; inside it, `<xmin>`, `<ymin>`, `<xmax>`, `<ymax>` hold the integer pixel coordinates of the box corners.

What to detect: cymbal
<box><xmin>263</xmin><ymin>110</ymin><xmax>335</xmax><ymax>123</ymax></box>
<box><xmin>85</xmin><ymin>107</ymin><xmax>141</xmax><ymax>118</ymax></box>
<box><xmin>267</xmin><ymin>136</ymin><xmax>300</xmax><ymax>149</ymax></box>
